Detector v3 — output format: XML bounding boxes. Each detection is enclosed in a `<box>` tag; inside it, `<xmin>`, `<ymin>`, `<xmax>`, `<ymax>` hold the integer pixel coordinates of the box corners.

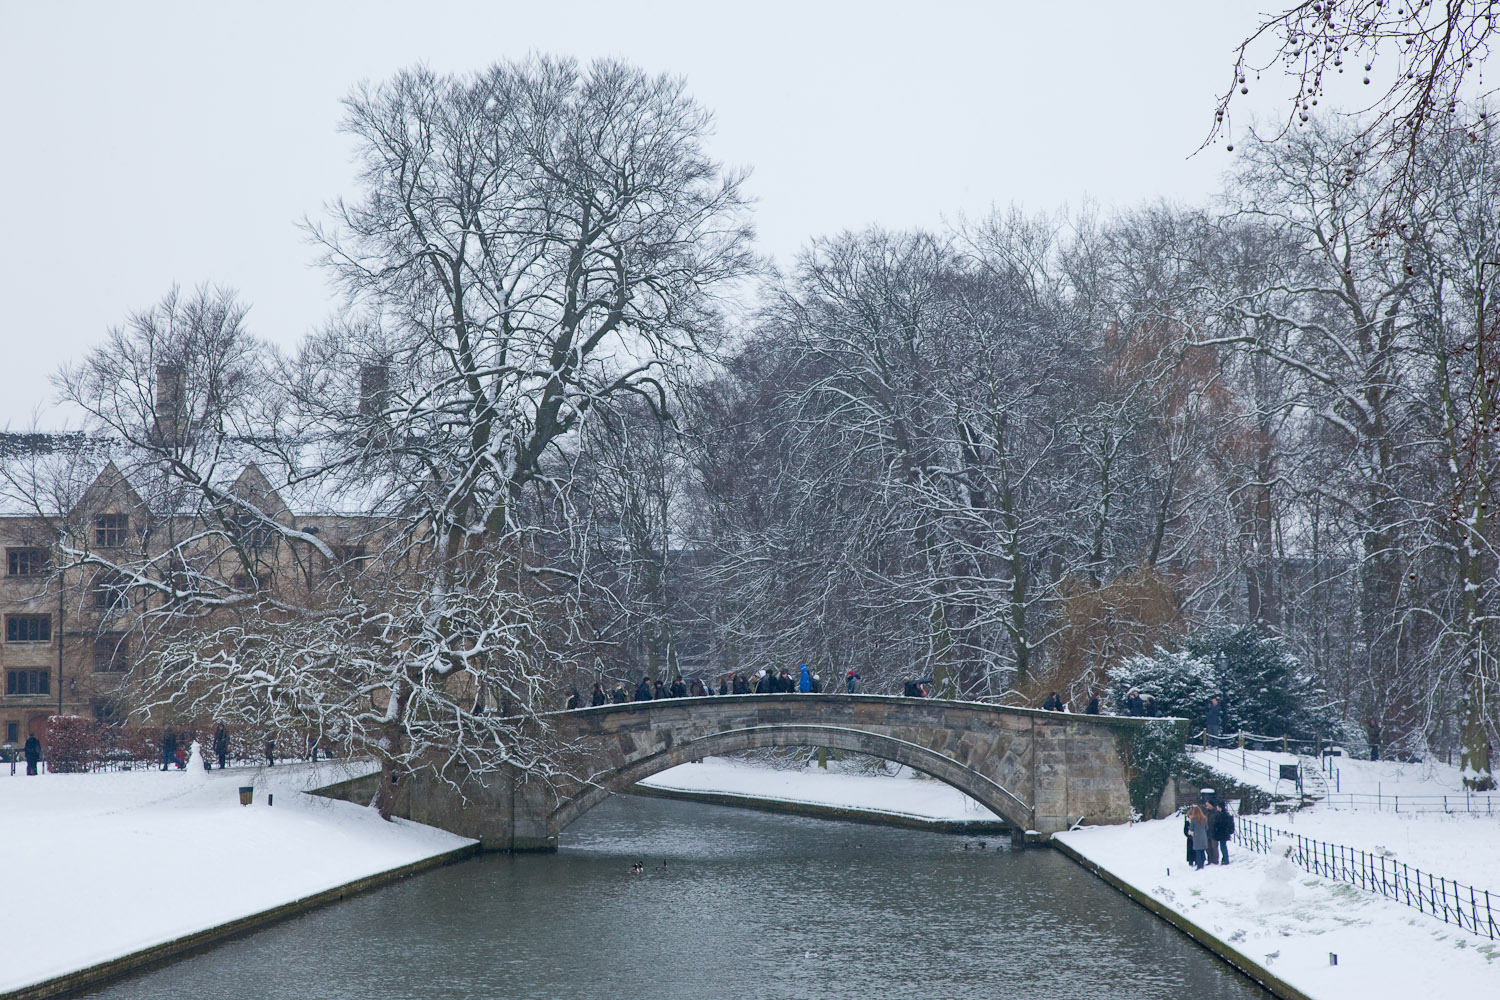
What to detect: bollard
<box><xmin>1329</xmin><ymin>953</ymin><xmax>1338</xmax><ymax>966</ymax></box>
<box><xmin>268</xmin><ymin>793</ymin><xmax>274</xmax><ymax>807</ymax></box>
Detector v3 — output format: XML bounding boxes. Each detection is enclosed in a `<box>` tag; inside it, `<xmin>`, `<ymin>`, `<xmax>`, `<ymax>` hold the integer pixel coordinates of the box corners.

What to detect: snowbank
<box><xmin>0</xmin><ymin>761</ymin><xmax>474</xmax><ymax>996</ymax></box>
<box><xmin>1054</xmin><ymin>818</ymin><xmax>1499</xmax><ymax>998</ymax></box>
<box><xmin>639</xmin><ymin>755</ymin><xmax>1000</xmax><ymax>822</ymax></box>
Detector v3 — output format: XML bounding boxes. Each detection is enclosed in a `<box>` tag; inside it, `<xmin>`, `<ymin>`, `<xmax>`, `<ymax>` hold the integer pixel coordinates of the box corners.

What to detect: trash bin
<box><xmin>239</xmin><ymin>786</ymin><xmax>253</xmax><ymax>806</ymax></box>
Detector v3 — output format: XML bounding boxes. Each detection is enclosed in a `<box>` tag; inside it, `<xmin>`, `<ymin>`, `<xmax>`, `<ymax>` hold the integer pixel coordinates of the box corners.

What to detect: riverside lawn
<box><xmin>0</xmin><ymin>754</ymin><xmax>472</xmax><ymax>997</ymax></box>
<box><xmin>3</xmin><ymin>746</ymin><xmax>1494</xmax><ymax>999</ymax></box>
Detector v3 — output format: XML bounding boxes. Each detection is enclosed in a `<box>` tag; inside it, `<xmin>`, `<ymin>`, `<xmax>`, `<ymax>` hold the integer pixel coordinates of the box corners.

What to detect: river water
<box><xmin>88</xmin><ymin>795</ymin><xmax>1270</xmax><ymax>1000</ymax></box>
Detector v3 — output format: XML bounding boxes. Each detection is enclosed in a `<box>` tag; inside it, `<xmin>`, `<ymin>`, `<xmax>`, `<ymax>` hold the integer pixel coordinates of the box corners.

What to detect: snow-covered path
<box><xmin>0</xmin><ymin>760</ymin><xmax>472</xmax><ymax>996</ymax></box>
<box><xmin>1053</xmin><ymin>817</ymin><xmax>1498</xmax><ymax>997</ymax></box>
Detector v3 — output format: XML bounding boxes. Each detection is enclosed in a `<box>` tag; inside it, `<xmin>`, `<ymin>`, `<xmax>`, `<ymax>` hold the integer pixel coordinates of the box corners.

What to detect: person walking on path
<box><xmin>1206</xmin><ymin>697</ymin><xmax>1223</xmax><ymax>739</ymax></box>
<box><xmin>1185</xmin><ymin>805</ymin><xmax>1209</xmax><ymax>870</ymax></box>
<box><xmin>1126</xmin><ymin>689</ymin><xmax>1144</xmax><ymax>717</ymax></box>
<box><xmin>565</xmin><ymin>686</ymin><xmax>582</xmax><ymax>710</ymax></box>
<box><xmin>264</xmin><ymin>734</ymin><xmax>276</xmax><ymax>767</ymax></box>
<box><xmin>1042</xmin><ymin>692</ymin><xmax>1064</xmax><ymax>712</ymax></box>
<box><xmin>845</xmin><ymin>668</ymin><xmax>860</xmax><ymax>694</ymax></box>
<box><xmin>161</xmin><ymin>728</ymin><xmax>178</xmax><ymax>772</ymax></box>
<box><xmin>23</xmin><ymin>733</ymin><xmax>41</xmax><ymax>775</ymax></box>
<box><xmin>798</xmin><ymin>664</ymin><xmax>812</xmax><ymax>692</ymax></box>
<box><xmin>1085</xmin><ymin>694</ymin><xmax>1100</xmax><ymax>715</ymax></box>
<box><xmin>591</xmin><ymin>682</ymin><xmax>607</xmax><ymax>707</ymax></box>
<box><xmin>611</xmin><ymin>683</ymin><xmax>628</xmax><ymax>704</ymax></box>
<box><xmin>635</xmin><ymin>676</ymin><xmax>653</xmax><ymax>702</ymax></box>
<box><xmin>1212</xmin><ymin>802</ymin><xmax>1235</xmax><ymax>864</ymax></box>
<box><xmin>213</xmin><ymin>724</ymin><xmax>230</xmax><ymax>770</ymax></box>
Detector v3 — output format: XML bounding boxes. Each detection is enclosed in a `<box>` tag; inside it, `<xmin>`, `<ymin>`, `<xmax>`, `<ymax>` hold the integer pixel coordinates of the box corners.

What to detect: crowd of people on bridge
<box><xmin>559</xmin><ymin>665</ymin><xmax>962</xmax><ymax>709</ymax></box>
<box><xmin>560</xmin><ymin>672</ymin><xmax>1212</xmax><ymax>731</ymax></box>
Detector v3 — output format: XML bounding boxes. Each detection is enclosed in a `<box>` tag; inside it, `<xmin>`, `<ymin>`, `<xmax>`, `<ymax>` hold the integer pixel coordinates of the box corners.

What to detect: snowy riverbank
<box><xmin>637</xmin><ymin>755</ymin><xmax>1003</xmax><ymax>823</ymax></box>
<box><xmin>0</xmin><ymin>758</ymin><xmax>473</xmax><ymax>997</ymax></box>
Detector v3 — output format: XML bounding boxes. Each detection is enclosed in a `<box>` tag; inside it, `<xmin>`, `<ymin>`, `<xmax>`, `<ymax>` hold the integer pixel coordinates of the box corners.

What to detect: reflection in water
<box><xmin>88</xmin><ymin>794</ymin><xmax>1271</xmax><ymax>1000</ymax></box>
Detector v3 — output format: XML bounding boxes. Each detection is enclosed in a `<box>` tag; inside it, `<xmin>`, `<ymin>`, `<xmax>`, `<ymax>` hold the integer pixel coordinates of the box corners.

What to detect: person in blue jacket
<box><xmin>798</xmin><ymin>664</ymin><xmax>812</xmax><ymax>692</ymax></box>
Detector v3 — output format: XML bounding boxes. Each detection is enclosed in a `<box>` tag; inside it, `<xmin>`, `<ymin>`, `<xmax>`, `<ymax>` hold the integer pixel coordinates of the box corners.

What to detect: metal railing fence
<box><xmin>1232</xmin><ymin>815</ymin><xmax>1499</xmax><ymax>939</ymax></box>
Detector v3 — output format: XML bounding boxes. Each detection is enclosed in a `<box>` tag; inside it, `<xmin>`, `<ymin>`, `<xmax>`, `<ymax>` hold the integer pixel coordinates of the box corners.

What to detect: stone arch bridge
<box><xmin>322</xmin><ymin>695</ymin><xmax>1175</xmax><ymax>851</ymax></box>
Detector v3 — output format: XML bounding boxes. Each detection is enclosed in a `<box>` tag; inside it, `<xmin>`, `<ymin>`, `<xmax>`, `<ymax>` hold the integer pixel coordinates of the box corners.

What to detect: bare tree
<box><xmin>1213</xmin><ymin>0</ymin><xmax>1497</xmax><ymax>188</ymax></box>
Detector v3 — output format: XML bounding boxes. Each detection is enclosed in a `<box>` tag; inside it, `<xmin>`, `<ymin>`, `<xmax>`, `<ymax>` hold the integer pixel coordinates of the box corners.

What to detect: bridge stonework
<box><xmin>330</xmin><ymin>695</ymin><xmax>1169</xmax><ymax>851</ymax></box>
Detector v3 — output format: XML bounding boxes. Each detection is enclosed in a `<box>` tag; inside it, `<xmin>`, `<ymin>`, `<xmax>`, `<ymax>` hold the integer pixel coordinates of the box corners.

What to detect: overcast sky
<box><xmin>0</xmin><ymin>0</ymin><xmax>1280</xmax><ymax>429</ymax></box>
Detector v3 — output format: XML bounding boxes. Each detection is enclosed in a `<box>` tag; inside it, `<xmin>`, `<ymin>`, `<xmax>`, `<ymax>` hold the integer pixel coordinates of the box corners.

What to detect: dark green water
<box><xmin>87</xmin><ymin>795</ymin><xmax>1270</xmax><ymax>999</ymax></box>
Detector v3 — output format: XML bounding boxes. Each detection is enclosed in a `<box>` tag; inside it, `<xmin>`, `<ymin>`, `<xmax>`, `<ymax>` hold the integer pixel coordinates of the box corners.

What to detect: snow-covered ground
<box><xmin>638</xmin><ymin>755</ymin><xmax>1001</xmax><ymax>822</ymax></box>
<box><xmin>0</xmin><ymin>754</ymin><xmax>473</xmax><ymax>996</ymax></box>
<box><xmin>1190</xmin><ymin>749</ymin><xmax>1500</xmax><ymax>890</ymax></box>
<box><xmin>1054</xmin><ymin>817</ymin><xmax>1498</xmax><ymax>997</ymax></box>
<box><xmin>1193</xmin><ymin>744</ymin><xmax>1500</xmax><ymax>802</ymax></box>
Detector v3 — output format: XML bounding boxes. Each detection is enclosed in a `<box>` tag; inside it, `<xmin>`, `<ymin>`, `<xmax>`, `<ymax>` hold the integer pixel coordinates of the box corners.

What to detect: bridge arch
<box><xmin>547</xmin><ymin>723</ymin><xmax>1034</xmax><ymax>837</ymax></box>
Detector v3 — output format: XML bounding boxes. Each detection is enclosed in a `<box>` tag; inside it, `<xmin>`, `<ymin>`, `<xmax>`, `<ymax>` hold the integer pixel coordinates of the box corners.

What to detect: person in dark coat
<box><xmin>845</xmin><ymin>668</ymin><xmax>861</xmax><ymax>694</ymax></box>
<box><xmin>264</xmin><ymin>734</ymin><xmax>276</xmax><ymax>766</ymax></box>
<box><xmin>1206</xmin><ymin>696</ymin><xmax>1223</xmax><ymax>738</ymax></box>
<box><xmin>23</xmin><ymin>733</ymin><xmax>41</xmax><ymax>775</ymax></box>
<box><xmin>669</xmin><ymin>676</ymin><xmax>688</xmax><ymax>698</ymax></box>
<box><xmin>1085</xmin><ymin>695</ymin><xmax>1100</xmax><ymax>715</ymax></box>
<box><xmin>1042</xmin><ymin>692</ymin><xmax>1063</xmax><ymax>712</ymax></box>
<box><xmin>1126</xmin><ymin>689</ymin><xmax>1144</xmax><ymax>717</ymax></box>
<box><xmin>810</xmin><ymin>673</ymin><xmax>822</xmax><ymax>693</ymax></box>
<box><xmin>635</xmin><ymin>677</ymin><xmax>653</xmax><ymax>701</ymax></box>
<box><xmin>611</xmin><ymin>683</ymin><xmax>628</xmax><ymax>704</ymax></box>
<box><xmin>213</xmin><ymin>724</ymin><xmax>230</xmax><ymax>770</ymax></box>
<box><xmin>689</xmin><ymin>677</ymin><xmax>708</xmax><ymax>697</ymax></box>
<box><xmin>717</xmin><ymin>677</ymin><xmax>728</xmax><ymax>696</ymax></box>
<box><xmin>754</xmin><ymin>671</ymin><xmax>770</xmax><ymax>694</ymax></box>
<box><xmin>1212</xmin><ymin>803</ymin><xmax>1235</xmax><ymax>863</ymax></box>
<box><xmin>591</xmin><ymin>682</ymin><xmax>607</xmax><ymax>707</ymax></box>
<box><xmin>161</xmin><ymin>728</ymin><xmax>178</xmax><ymax>771</ymax></box>
<box><xmin>1203</xmin><ymin>802</ymin><xmax>1221</xmax><ymax>864</ymax></box>
<box><xmin>653</xmin><ymin>679</ymin><xmax>667</xmax><ymax>699</ymax></box>
<box><xmin>565</xmin><ymin>686</ymin><xmax>582</xmax><ymax>710</ymax></box>
<box><xmin>1142</xmin><ymin>694</ymin><xmax>1158</xmax><ymax>717</ymax></box>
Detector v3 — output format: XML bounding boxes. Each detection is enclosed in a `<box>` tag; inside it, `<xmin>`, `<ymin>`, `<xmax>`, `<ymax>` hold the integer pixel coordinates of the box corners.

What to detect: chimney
<box><xmin>155</xmin><ymin>364</ymin><xmax>185</xmax><ymax>443</ymax></box>
<box><xmin>359</xmin><ymin>363</ymin><xmax>389</xmax><ymax>420</ymax></box>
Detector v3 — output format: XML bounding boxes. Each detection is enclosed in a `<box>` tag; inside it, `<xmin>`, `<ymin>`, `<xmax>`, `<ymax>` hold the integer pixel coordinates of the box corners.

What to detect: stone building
<box><xmin>0</xmin><ymin>435</ymin><xmax>384</xmax><ymax>754</ymax></box>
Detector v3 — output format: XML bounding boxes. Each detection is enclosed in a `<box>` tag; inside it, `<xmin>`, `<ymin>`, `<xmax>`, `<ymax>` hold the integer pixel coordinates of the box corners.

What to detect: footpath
<box><xmin>0</xmin><ymin>756</ymin><xmax>474</xmax><ymax>1000</ymax></box>
<box><xmin>642</xmin><ymin>753</ymin><xmax>1500</xmax><ymax>999</ymax></box>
